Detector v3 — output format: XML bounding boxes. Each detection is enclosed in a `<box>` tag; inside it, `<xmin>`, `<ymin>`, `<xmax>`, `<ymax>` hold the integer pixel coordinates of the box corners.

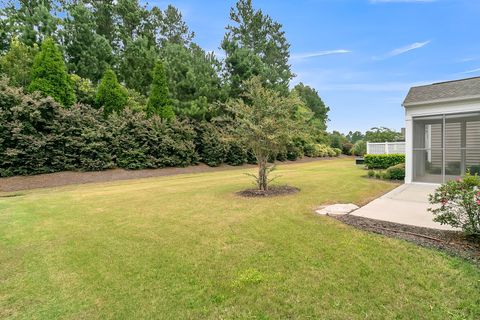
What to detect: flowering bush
<box><xmin>428</xmin><ymin>173</ymin><xmax>480</xmax><ymax>236</ymax></box>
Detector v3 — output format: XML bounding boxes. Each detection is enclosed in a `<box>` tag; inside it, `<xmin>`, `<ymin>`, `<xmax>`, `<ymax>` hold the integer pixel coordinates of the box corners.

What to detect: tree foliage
<box><xmin>28</xmin><ymin>37</ymin><xmax>75</xmax><ymax>107</ymax></box>
<box><xmin>0</xmin><ymin>0</ymin><xmax>336</xmax><ymax>176</ymax></box>
<box><xmin>293</xmin><ymin>83</ymin><xmax>329</xmax><ymax>130</ymax></box>
<box><xmin>346</xmin><ymin>130</ymin><xmax>364</xmax><ymax>144</ymax></box>
<box><xmin>147</xmin><ymin>61</ymin><xmax>174</xmax><ymax>119</ymax></box>
<box><xmin>162</xmin><ymin>42</ymin><xmax>225</xmax><ymax>119</ymax></box>
<box><xmin>2</xmin><ymin>0</ymin><xmax>60</xmax><ymax>48</ymax></box>
<box><xmin>63</xmin><ymin>3</ymin><xmax>113</xmax><ymax>82</ymax></box>
<box><xmin>0</xmin><ymin>81</ymin><xmax>197</xmax><ymax>176</ymax></box>
<box><xmin>365</xmin><ymin>126</ymin><xmax>403</xmax><ymax>142</ymax></box>
<box><xmin>226</xmin><ymin>77</ymin><xmax>305</xmax><ymax>190</ymax></box>
<box><xmin>222</xmin><ymin>0</ymin><xmax>293</xmax><ymax>96</ymax></box>
<box><xmin>96</xmin><ymin>69</ymin><xmax>128</xmax><ymax>115</ymax></box>
<box><xmin>0</xmin><ymin>38</ymin><xmax>38</xmax><ymax>87</ymax></box>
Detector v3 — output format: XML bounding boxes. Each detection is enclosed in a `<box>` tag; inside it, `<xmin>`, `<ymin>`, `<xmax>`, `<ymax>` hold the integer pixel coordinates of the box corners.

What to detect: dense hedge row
<box><xmin>0</xmin><ymin>84</ymin><xmax>339</xmax><ymax>177</ymax></box>
<box><xmin>0</xmin><ymin>85</ymin><xmax>198</xmax><ymax>176</ymax></box>
<box><xmin>364</xmin><ymin>154</ymin><xmax>405</xmax><ymax>169</ymax></box>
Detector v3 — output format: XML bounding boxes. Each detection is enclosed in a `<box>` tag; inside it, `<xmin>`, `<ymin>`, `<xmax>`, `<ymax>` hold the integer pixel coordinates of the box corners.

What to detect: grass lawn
<box><xmin>1</xmin><ymin>158</ymin><xmax>479</xmax><ymax>319</ymax></box>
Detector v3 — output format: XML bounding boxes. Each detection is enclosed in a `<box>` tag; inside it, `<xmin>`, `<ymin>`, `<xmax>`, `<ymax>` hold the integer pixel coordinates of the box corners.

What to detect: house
<box><xmin>403</xmin><ymin>77</ymin><xmax>480</xmax><ymax>184</ymax></box>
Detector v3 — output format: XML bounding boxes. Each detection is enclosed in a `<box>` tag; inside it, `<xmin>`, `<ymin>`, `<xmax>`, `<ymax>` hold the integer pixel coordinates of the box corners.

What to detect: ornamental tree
<box><xmin>147</xmin><ymin>61</ymin><xmax>174</xmax><ymax>120</ymax></box>
<box><xmin>28</xmin><ymin>37</ymin><xmax>75</xmax><ymax>107</ymax></box>
<box><xmin>226</xmin><ymin>76</ymin><xmax>305</xmax><ymax>191</ymax></box>
<box><xmin>96</xmin><ymin>69</ymin><xmax>128</xmax><ymax>115</ymax></box>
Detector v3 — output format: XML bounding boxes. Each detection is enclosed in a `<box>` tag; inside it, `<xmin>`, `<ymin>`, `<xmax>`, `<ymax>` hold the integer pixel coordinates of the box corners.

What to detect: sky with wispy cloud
<box><xmin>152</xmin><ymin>0</ymin><xmax>480</xmax><ymax>133</ymax></box>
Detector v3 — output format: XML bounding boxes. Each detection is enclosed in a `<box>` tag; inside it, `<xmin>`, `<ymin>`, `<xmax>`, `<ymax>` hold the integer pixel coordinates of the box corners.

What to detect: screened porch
<box><xmin>412</xmin><ymin>112</ymin><xmax>480</xmax><ymax>183</ymax></box>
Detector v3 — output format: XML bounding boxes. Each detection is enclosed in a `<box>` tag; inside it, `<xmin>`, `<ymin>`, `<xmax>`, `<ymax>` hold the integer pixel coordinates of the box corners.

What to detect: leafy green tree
<box><xmin>62</xmin><ymin>3</ymin><xmax>113</xmax><ymax>82</ymax></box>
<box><xmin>162</xmin><ymin>42</ymin><xmax>226</xmax><ymax>119</ymax></box>
<box><xmin>365</xmin><ymin>127</ymin><xmax>403</xmax><ymax>142</ymax></box>
<box><xmin>119</xmin><ymin>36</ymin><xmax>157</xmax><ymax>95</ymax></box>
<box><xmin>2</xmin><ymin>1</ymin><xmax>60</xmax><ymax>47</ymax></box>
<box><xmin>115</xmin><ymin>0</ymin><xmax>148</xmax><ymax>46</ymax></box>
<box><xmin>226</xmin><ymin>76</ymin><xmax>305</xmax><ymax>191</ymax></box>
<box><xmin>147</xmin><ymin>61</ymin><xmax>174</xmax><ymax>120</ymax></box>
<box><xmin>293</xmin><ymin>83</ymin><xmax>329</xmax><ymax>130</ymax></box>
<box><xmin>346</xmin><ymin>130</ymin><xmax>364</xmax><ymax>144</ymax></box>
<box><xmin>157</xmin><ymin>5</ymin><xmax>194</xmax><ymax>46</ymax></box>
<box><xmin>222</xmin><ymin>0</ymin><xmax>293</xmax><ymax>96</ymax></box>
<box><xmin>96</xmin><ymin>68</ymin><xmax>128</xmax><ymax>115</ymax></box>
<box><xmin>28</xmin><ymin>37</ymin><xmax>75</xmax><ymax>107</ymax></box>
<box><xmin>0</xmin><ymin>38</ymin><xmax>38</xmax><ymax>87</ymax></box>
<box><xmin>329</xmin><ymin>131</ymin><xmax>348</xmax><ymax>149</ymax></box>
<box><xmin>87</xmin><ymin>0</ymin><xmax>116</xmax><ymax>46</ymax></box>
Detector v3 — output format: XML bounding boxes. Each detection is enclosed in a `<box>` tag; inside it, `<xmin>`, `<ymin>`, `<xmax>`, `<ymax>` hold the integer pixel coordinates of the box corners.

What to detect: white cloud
<box><xmin>460</xmin><ymin>67</ymin><xmax>480</xmax><ymax>74</ymax></box>
<box><xmin>374</xmin><ymin>41</ymin><xmax>430</xmax><ymax>60</ymax></box>
<box><xmin>290</xmin><ymin>50</ymin><xmax>351</xmax><ymax>61</ymax></box>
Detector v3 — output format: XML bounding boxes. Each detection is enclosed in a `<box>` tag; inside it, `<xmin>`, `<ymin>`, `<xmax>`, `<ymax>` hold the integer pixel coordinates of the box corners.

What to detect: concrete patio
<box><xmin>352</xmin><ymin>183</ymin><xmax>457</xmax><ymax>230</ymax></box>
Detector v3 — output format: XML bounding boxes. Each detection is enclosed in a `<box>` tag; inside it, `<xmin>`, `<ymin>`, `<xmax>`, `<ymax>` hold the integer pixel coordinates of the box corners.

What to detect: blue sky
<box><xmin>159</xmin><ymin>0</ymin><xmax>480</xmax><ymax>133</ymax></box>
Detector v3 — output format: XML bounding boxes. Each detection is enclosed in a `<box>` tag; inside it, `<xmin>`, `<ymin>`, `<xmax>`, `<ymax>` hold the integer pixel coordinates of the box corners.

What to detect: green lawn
<box><xmin>1</xmin><ymin>158</ymin><xmax>479</xmax><ymax>319</ymax></box>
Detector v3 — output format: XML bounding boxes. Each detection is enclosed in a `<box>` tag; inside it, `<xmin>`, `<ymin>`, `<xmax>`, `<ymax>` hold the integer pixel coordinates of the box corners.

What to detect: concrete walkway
<box><xmin>352</xmin><ymin>183</ymin><xmax>457</xmax><ymax>230</ymax></box>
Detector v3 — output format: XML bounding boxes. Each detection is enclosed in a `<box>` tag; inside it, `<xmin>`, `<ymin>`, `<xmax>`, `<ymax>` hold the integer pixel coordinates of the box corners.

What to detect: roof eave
<box><xmin>403</xmin><ymin>94</ymin><xmax>480</xmax><ymax>108</ymax></box>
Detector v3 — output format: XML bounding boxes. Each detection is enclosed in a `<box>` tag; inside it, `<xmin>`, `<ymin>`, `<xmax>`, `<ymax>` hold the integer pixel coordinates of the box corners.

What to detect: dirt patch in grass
<box><xmin>236</xmin><ymin>185</ymin><xmax>300</xmax><ymax>198</ymax></box>
<box><xmin>334</xmin><ymin>214</ymin><xmax>480</xmax><ymax>265</ymax></box>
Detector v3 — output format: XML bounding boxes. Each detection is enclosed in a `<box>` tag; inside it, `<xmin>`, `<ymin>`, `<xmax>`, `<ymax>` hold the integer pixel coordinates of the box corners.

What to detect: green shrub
<box><xmin>382</xmin><ymin>171</ymin><xmax>391</xmax><ymax>180</ymax></box>
<box><xmin>368</xmin><ymin>170</ymin><xmax>375</xmax><ymax>178</ymax></box>
<box><xmin>225</xmin><ymin>140</ymin><xmax>248</xmax><ymax>166</ymax></box>
<box><xmin>375</xmin><ymin>171</ymin><xmax>382</xmax><ymax>179</ymax></box>
<box><xmin>28</xmin><ymin>37</ymin><xmax>75</xmax><ymax>107</ymax></box>
<box><xmin>286</xmin><ymin>141</ymin><xmax>304</xmax><ymax>161</ymax></box>
<box><xmin>364</xmin><ymin>154</ymin><xmax>405</xmax><ymax>169</ymax></box>
<box><xmin>194</xmin><ymin>121</ymin><xmax>228</xmax><ymax>167</ymax></box>
<box><xmin>0</xmin><ymin>82</ymin><xmax>198</xmax><ymax>176</ymax></box>
<box><xmin>109</xmin><ymin>109</ymin><xmax>197</xmax><ymax>169</ymax></box>
<box><xmin>96</xmin><ymin>69</ymin><xmax>128</xmax><ymax>115</ymax></box>
<box><xmin>342</xmin><ymin>142</ymin><xmax>353</xmax><ymax>155</ymax></box>
<box><xmin>386</xmin><ymin>163</ymin><xmax>405</xmax><ymax>180</ymax></box>
<box><xmin>429</xmin><ymin>172</ymin><xmax>480</xmax><ymax>235</ymax></box>
<box><xmin>147</xmin><ymin>60</ymin><xmax>175</xmax><ymax>120</ymax></box>
<box><xmin>304</xmin><ymin>143</ymin><xmax>339</xmax><ymax>158</ymax></box>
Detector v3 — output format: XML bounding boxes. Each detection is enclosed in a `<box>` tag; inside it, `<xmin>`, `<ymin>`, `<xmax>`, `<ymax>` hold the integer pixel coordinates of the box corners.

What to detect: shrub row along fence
<box><xmin>364</xmin><ymin>154</ymin><xmax>405</xmax><ymax>169</ymax></box>
<box><xmin>0</xmin><ymin>84</ymin><xmax>340</xmax><ymax>177</ymax></box>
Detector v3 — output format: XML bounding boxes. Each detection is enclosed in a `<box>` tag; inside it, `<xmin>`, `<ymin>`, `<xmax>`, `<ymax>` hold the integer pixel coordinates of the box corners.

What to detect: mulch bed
<box><xmin>334</xmin><ymin>214</ymin><xmax>480</xmax><ymax>265</ymax></box>
<box><xmin>236</xmin><ymin>185</ymin><xmax>300</xmax><ymax>198</ymax></box>
<box><xmin>0</xmin><ymin>156</ymin><xmax>349</xmax><ymax>193</ymax></box>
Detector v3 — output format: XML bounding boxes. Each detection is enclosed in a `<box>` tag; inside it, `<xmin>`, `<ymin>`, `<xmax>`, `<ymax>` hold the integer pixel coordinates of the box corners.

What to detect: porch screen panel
<box><xmin>444</xmin><ymin>121</ymin><xmax>462</xmax><ymax>176</ymax></box>
<box><xmin>466</xmin><ymin>120</ymin><xmax>480</xmax><ymax>175</ymax></box>
<box><xmin>412</xmin><ymin>117</ymin><xmax>443</xmax><ymax>183</ymax></box>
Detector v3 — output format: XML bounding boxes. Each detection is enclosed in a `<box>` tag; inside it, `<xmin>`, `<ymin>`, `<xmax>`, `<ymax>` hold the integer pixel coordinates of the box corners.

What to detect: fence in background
<box><xmin>366</xmin><ymin>142</ymin><xmax>405</xmax><ymax>155</ymax></box>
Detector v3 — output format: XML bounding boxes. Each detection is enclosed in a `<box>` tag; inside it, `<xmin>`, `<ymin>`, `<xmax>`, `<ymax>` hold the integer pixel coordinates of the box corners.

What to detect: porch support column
<box><xmin>405</xmin><ymin>115</ymin><xmax>413</xmax><ymax>183</ymax></box>
<box><xmin>461</xmin><ymin>120</ymin><xmax>466</xmax><ymax>175</ymax></box>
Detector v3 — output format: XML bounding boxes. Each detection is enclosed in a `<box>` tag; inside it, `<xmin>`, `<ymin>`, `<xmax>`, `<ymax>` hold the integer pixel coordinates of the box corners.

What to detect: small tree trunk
<box><xmin>258</xmin><ymin>156</ymin><xmax>268</xmax><ymax>191</ymax></box>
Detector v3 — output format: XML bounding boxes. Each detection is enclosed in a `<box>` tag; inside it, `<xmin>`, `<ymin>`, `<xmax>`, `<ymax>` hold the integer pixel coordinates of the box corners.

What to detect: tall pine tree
<box><xmin>147</xmin><ymin>61</ymin><xmax>174</xmax><ymax>120</ymax></box>
<box><xmin>96</xmin><ymin>69</ymin><xmax>128</xmax><ymax>115</ymax></box>
<box><xmin>62</xmin><ymin>4</ymin><xmax>113</xmax><ymax>83</ymax></box>
<box><xmin>222</xmin><ymin>0</ymin><xmax>293</xmax><ymax>96</ymax></box>
<box><xmin>28</xmin><ymin>37</ymin><xmax>75</xmax><ymax>107</ymax></box>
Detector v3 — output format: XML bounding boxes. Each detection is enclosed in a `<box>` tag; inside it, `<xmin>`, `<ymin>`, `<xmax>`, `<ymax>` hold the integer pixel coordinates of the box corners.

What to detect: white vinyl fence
<box><xmin>366</xmin><ymin>142</ymin><xmax>405</xmax><ymax>155</ymax></box>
